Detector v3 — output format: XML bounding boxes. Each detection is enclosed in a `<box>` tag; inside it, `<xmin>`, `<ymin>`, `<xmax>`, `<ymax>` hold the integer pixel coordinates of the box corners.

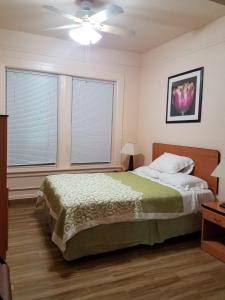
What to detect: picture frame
<box><xmin>166</xmin><ymin>67</ymin><xmax>204</xmax><ymax>123</ymax></box>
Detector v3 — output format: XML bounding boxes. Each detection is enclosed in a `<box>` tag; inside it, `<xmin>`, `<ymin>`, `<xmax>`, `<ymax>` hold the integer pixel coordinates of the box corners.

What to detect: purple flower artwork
<box><xmin>166</xmin><ymin>68</ymin><xmax>203</xmax><ymax>123</ymax></box>
<box><xmin>172</xmin><ymin>82</ymin><xmax>195</xmax><ymax>115</ymax></box>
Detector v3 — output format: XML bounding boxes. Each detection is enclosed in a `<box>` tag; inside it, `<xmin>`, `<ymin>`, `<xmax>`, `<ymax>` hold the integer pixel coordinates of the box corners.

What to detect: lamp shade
<box><xmin>211</xmin><ymin>159</ymin><xmax>225</xmax><ymax>178</ymax></box>
<box><xmin>120</xmin><ymin>143</ymin><xmax>139</xmax><ymax>156</ymax></box>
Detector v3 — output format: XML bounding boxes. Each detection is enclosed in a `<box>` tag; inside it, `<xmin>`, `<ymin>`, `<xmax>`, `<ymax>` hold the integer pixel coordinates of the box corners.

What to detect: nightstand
<box><xmin>201</xmin><ymin>202</ymin><xmax>225</xmax><ymax>263</ymax></box>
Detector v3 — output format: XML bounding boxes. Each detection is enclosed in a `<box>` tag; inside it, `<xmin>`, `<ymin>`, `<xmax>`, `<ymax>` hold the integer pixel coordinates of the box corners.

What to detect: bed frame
<box><xmin>47</xmin><ymin>143</ymin><xmax>220</xmax><ymax>260</ymax></box>
<box><xmin>153</xmin><ymin>143</ymin><xmax>220</xmax><ymax>194</ymax></box>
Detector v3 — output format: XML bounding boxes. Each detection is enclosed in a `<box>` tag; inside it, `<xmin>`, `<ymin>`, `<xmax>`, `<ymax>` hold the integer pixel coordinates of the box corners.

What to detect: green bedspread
<box><xmin>40</xmin><ymin>172</ymin><xmax>183</xmax><ymax>251</ymax></box>
<box><xmin>108</xmin><ymin>172</ymin><xmax>183</xmax><ymax>213</ymax></box>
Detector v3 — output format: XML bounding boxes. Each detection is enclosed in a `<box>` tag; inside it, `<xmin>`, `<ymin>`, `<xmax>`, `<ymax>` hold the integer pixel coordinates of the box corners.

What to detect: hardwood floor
<box><xmin>7</xmin><ymin>202</ymin><xmax>225</xmax><ymax>300</ymax></box>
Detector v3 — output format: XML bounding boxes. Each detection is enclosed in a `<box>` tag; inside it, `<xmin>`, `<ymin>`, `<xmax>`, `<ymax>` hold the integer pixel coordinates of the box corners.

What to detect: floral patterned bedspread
<box><xmin>40</xmin><ymin>172</ymin><xmax>182</xmax><ymax>251</ymax></box>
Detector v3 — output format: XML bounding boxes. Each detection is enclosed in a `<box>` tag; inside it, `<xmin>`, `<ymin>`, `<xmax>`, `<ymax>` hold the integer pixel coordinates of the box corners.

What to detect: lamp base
<box><xmin>127</xmin><ymin>155</ymin><xmax>134</xmax><ymax>171</ymax></box>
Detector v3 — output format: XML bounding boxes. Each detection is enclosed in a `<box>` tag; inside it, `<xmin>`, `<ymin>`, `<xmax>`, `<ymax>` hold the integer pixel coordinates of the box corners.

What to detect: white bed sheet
<box><xmin>133</xmin><ymin>171</ymin><xmax>215</xmax><ymax>220</ymax></box>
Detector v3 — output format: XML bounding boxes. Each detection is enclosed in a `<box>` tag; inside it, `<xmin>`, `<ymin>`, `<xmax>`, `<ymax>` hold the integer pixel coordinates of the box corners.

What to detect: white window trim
<box><xmin>0</xmin><ymin>58</ymin><xmax>125</xmax><ymax>173</ymax></box>
<box><xmin>6</xmin><ymin>68</ymin><xmax>59</xmax><ymax>167</ymax></box>
<box><xmin>71</xmin><ymin>77</ymin><xmax>114</xmax><ymax>164</ymax></box>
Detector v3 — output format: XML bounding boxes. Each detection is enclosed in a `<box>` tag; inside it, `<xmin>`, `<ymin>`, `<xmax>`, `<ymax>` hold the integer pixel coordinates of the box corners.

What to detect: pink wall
<box><xmin>2</xmin><ymin>15</ymin><xmax>225</xmax><ymax>199</ymax></box>
<box><xmin>138</xmin><ymin>16</ymin><xmax>225</xmax><ymax>198</ymax></box>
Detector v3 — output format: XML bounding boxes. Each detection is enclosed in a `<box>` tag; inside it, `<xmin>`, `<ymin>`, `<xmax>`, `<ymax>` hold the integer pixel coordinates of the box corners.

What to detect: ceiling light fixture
<box><xmin>69</xmin><ymin>22</ymin><xmax>102</xmax><ymax>45</ymax></box>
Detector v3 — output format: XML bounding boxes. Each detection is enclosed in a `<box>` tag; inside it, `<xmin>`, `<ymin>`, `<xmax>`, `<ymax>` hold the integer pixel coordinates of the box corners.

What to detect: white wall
<box><xmin>0</xmin><ymin>28</ymin><xmax>141</xmax><ymax>199</ymax></box>
<box><xmin>138</xmin><ymin>16</ymin><xmax>225</xmax><ymax>199</ymax></box>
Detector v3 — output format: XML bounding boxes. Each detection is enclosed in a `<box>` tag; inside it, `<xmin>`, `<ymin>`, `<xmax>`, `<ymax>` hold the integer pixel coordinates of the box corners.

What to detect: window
<box><xmin>71</xmin><ymin>78</ymin><xmax>114</xmax><ymax>164</ymax></box>
<box><xmin>6</xmin><ymin>69</ymin><xmax>58</xmax><ymax>166</ymax></box>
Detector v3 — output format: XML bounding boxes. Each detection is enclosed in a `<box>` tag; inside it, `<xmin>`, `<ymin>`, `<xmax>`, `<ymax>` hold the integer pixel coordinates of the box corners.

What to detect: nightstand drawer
<box><xmin>203</xmin><ymin>208</ymin><xmax>225</xmax><ymax>229</ymax></box>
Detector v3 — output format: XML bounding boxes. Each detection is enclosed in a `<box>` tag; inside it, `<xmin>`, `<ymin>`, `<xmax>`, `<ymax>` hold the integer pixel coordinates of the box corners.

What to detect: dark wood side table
<box><xmin>201</xmin><ymin>201</ymin><xmax>225</xmax><ymax>263</ymax></box>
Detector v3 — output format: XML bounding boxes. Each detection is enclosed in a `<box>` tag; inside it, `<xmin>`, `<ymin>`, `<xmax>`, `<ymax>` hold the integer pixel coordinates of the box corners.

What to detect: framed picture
<box><xmin>166</xmin><ymin>67</ymin><xmax>204</xmax><ymax>123</ymax></box>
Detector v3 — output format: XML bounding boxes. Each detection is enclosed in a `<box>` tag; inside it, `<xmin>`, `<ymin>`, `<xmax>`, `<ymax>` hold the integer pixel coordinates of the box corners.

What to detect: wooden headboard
<box><xmin>152</xmin><ymin>143</ymin><xmax>220</xmax><ymax>194</ymax></box>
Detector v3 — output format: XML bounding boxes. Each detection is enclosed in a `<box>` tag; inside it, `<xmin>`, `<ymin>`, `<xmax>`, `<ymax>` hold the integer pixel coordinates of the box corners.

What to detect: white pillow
<box><xmin>179</xmin><ymin>164</ymin><xmax>194</xmax><ymax>175</ymax></box>
<box><xmin>133</xmin><ymin>166</ymin><xmax>161</xmax><ymax>179</ymax></box>
<box><xmin>149</xmin><ymin>152</ymin><xmax>194</xmax><ymax>174</ymax></box>
<box><xmin>159</xmin><ymin>172</ymin><xmax>208</xmax><ymax>191</ymax></box>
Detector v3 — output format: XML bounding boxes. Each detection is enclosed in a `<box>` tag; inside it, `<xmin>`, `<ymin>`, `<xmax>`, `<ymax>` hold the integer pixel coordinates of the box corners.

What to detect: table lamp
<box><xmin>211</xmin><ymin>158</ymin><xmax>225</xmax><ymax>208</ymax></box>
<box><xmin>120</xmin><ymin>143</ymin><xmax>140</xmax><ymax>171</ymax></box>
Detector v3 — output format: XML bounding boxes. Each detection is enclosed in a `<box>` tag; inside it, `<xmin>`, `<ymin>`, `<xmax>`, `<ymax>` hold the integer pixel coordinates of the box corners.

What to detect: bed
<box><xmin>40</xmin><ymin>143</ymin><xmax>220</xmax><ymax>261</ymax></box>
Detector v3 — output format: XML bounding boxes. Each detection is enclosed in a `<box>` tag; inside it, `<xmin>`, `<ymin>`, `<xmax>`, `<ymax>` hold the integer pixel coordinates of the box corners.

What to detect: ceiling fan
<box><xmin>43</xmin><ymin>0</ymin><xmax>135</xmax><ymax>46</ymax></box>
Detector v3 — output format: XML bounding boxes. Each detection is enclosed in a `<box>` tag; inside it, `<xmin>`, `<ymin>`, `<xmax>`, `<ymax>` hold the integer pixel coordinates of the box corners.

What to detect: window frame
<box><xmin>70</xmin><ymin>76</ymin><xmax>115</xmax><ymax>165</ymax></box>
<box><xmin>1</xmin><ymin>59</ymin><xmax>125</xmax><ymax>174</ymax></box>
<box><xmin>6</xmin><ymin>67</ymin><xmax>59</xmax><ymax>167</ymax></box>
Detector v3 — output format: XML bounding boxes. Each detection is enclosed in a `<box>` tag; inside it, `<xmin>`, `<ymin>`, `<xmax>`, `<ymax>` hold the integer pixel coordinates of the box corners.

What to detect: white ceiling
<box><xmin>0</xmin><ymin>0</ymin><xmax>225</xmax><ymax>53</ymax></box>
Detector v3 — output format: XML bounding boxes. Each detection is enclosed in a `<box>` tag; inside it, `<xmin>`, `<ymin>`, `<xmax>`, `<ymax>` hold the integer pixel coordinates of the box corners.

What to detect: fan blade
<box><xmin>98</xmin><ymin>24</ymin><xmax>135</xmax><ymax>37</ymax></box>
<box><xmin>43</xmin><ymin>5</ymin><xmax>83</xmax><ymax>23</ymax></box>
<box><xmin>89</xmin><ymin>4</ymin><xmax>123</xmax><ymax>24</ymax></box>
<box><xmin>45</xmin><ymin>24</ymin><xmax>81</xmax><ymax>31</ymax></box>
<box><xmin>209</xmin><ymin>0</ymin><xmax>225</xmax><ymax>5</ymax></box>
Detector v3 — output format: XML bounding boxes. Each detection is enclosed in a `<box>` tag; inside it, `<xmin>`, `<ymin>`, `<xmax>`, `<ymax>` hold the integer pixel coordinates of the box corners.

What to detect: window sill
<box><xmin>7</xmin><ymin>164</ymin><xmax>123</xmax><ymax>178</ymax></box>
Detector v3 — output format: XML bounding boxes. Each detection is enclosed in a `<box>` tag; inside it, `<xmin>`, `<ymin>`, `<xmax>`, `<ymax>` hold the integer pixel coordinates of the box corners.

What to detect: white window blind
<box><xmin>71</xmin><ymin>78</ymin><xmax>114</xmax><ymax>164</ymax></box>
<box><xmin>6</xmin><ymin>69</ymin><xmax>58</xmax><ymax>166</ymax></box>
